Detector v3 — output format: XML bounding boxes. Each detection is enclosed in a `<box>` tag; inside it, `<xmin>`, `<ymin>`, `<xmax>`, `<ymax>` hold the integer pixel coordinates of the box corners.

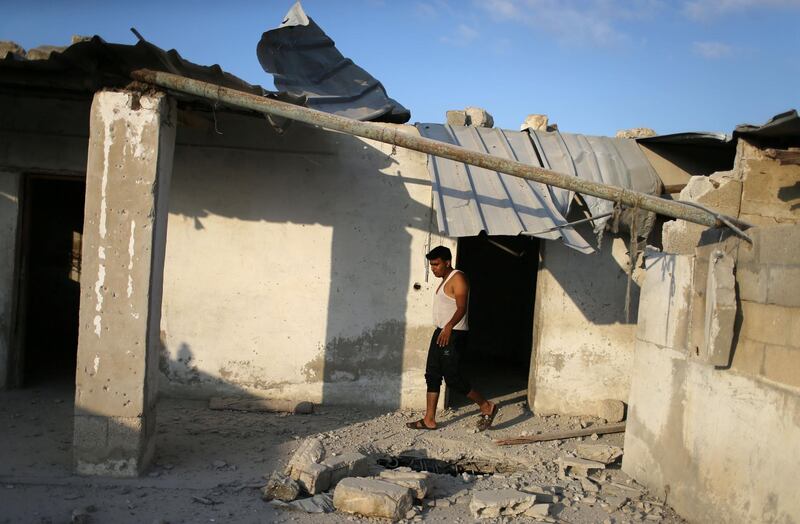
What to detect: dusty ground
<box><xmin>0</xmin><ymin>382</ymin><xmax>685</xmax><ymax>523</ymax></box>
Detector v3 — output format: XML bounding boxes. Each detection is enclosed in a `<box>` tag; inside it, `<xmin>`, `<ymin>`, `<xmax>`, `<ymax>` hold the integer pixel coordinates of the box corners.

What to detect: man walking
<box><xmin>406</xmin><ymin>246</ymin><xmax>497</xmax><ymax>431</ymax></box>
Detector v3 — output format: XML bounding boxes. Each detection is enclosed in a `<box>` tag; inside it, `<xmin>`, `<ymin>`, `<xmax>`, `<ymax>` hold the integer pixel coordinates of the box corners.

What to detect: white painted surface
<box><xmin>0</xmin><ymin>171</ymin><xmax>20</xmax><ymax>388</ymax></box>
<box><xmin>159</xmin><ymin>114</ymin><xmax>452</xmax><ymax>408</ymax></box>
<box><xmin>530</xmin><ymin>229</ymin><xmax>640</xmax><ymax>416</ymax></box>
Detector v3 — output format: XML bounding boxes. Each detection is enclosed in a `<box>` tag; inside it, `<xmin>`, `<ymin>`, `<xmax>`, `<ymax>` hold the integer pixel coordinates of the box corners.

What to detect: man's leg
<box><xmin>424</xmin><ymin>391</ymin><xmax>439</xmax><ymax>428</ymax></box>
<box><xmin>467</xmin><ymin>389</ymin><xmax>495</xmax><ymax>416</ymax></box>
<box><xmin>445</xmin><ymin>331</ymin><xmax>495</xmax><ymax>418</ymax></box>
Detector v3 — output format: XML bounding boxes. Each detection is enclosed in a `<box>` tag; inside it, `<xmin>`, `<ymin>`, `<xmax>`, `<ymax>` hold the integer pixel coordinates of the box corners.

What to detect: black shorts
<box><xmin>424</xmin><ymin>328</ymin><xmax>471</xmax><ymax>395</ymax></box>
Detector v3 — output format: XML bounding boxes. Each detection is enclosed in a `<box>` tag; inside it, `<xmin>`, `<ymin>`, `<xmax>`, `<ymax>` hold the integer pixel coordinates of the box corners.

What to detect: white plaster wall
<box><xmin>530</xmin><ymin>225</ymin><xmax>640</xmax><ymax>416</ymax></box>
<box><xmin>159</xmin><ymin>112</ymin><xmax>451</xmax><ymax>408</ymax></box>
<box><xmin>0</xmin><ymin>171</ymin><xmax>20</xmax><ymax>388</ymax></box>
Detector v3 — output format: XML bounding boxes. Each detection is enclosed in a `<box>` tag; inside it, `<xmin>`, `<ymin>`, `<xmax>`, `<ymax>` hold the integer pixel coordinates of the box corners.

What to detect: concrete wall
<box><xmin>159</xmin><ymin>110</ymin><xmax>451</xmax><ymax>408</ymax></box>
<box><xmin>0</xmin><ymin>171</ymin><xmax>20</xmax><ymax>388</ymax></box>
<box><xmin>624</xmin><ymin>141</ymin><xmax>800</xmax><ymax>523</ymax></box>
<box><xmin>0</xmin><ymin>93</ymin><xmax>451</xmax><ymax>409</ymax></box>
<box><xmin>529</xmin><ymin>222</ymin><xmax>640</xmax><ymax>418</ymax></box>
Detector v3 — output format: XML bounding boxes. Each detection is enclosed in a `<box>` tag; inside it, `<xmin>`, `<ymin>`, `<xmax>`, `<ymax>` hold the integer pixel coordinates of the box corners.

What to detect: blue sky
<box><xmin>2</xmin><ymin>0</ymin><xmax>798</xmax><ymax>135</ymax></box>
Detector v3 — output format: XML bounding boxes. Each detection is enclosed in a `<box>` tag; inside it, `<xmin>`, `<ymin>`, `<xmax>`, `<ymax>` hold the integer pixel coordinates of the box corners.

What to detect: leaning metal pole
<box><xmin>131</xmin><ymin>68</ymin><xmax>728</xmax><ymax>229</ymax></box>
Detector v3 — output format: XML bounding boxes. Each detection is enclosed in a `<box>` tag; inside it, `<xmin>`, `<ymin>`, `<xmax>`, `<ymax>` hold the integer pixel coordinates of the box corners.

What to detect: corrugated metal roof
<box><xmin>417</xmin><ymin>124</ymin><xmax>593</xmax><ymax>253</ymax></box>
<box><xmin>0</xmin><ymin>36</ymin><xmax>269</xmax><ymax>101</ymax></box>
<box><xmin>417</xmin><ymin>124</ymin><xmax>663</xmax><ymax>252</ymax></box>
<box><xmin>256</xmin><ymin>2</ymin><xmax>410</xmax><ymax>124</ymax></box>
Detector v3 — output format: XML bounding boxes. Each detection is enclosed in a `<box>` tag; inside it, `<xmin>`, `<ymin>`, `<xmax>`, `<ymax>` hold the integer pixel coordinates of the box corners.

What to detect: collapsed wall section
<box><xmin>623</xmin><ymin>140</ymin><xmax>800</xmax><ymax>523</ymax></box>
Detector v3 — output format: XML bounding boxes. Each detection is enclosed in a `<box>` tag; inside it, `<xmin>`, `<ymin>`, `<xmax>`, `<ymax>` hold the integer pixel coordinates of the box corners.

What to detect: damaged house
<box><xmin>1</xmin><ymin>4</ymin><xmax>799</xmax><ymax>523</ymax></box>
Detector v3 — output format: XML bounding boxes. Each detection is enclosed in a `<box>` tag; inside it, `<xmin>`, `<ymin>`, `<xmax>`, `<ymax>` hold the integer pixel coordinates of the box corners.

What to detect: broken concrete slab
<box><xmin>520</xmin><ymin>114</ymin><xmax>549</xmax><ymax>132</ymax></box>
<box><xmin>333</xmin><ymin>477</ymin><xmax>413</xmax><ymax>521</ymax></box>
<box><xmin>616</xmin><ymin>128</ymin><xmax>656</xmax><ymax>139</ymax></box>
<box><xmin>469</xmin><ymin>489</ymin><xmax>538</xmax><ymax>519</ymax></box>
<box><xmin>261</xmin><ymin>472</ymin><xmax>300</xmax><ymax>502</ymax></box>
<box><xmin>271</xmin><ymin>493</ymin><xmax>335</xmax><ymax>514</ymax></box>
<box><xmin>446</xmin><ymin>110</ymin><xmax>468</xmax><ymax>127</ymax></box>
<box><xmin>295</xmin><ymin>462</ymin><xmax>332</xmax><ymax>495</ymax></box>
<box><xmin>558</xmin><ymin>456</ymin><xmax>606</xmax><ymax>478</ymax></box>
<box><xmin>321</xmin><ymin>452</ymin><xmax>371</xmax><ymax>486</ymax></box>
<box><xmin>377</xmin><ymin>467</ymin><xmax>431</xmax><ymax>499</ymax></box>
<box><xmin>465</xmin><ymin>106</ymin><xmax>494</xmax><ymax>128</ymax></box>
<box><xmin>285</xmin><ymin>437</ymin><xmax>325</xmax><ymax>478</ymax></box>
<box><xmin>576</xmin><ymin>443</ymin><xmax>624</xmax><ymax>465</ymax></box>
<box><xmin>524</xmin><ymin>502</ymin><xmax>552</xmax><ymax>518</ymax></box>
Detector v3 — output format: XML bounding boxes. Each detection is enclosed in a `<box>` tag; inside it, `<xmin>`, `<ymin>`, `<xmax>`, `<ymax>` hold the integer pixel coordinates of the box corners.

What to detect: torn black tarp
<box><xmin>256</xmin><ymin>1</ymin><xmax>410</xmax><ymax>124</ymax></box>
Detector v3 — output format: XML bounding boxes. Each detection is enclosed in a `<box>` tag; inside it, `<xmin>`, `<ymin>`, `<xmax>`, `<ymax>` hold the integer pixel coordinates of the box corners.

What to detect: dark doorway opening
<box><xmin>448</xmin><ymin>234</ymin><xmax>539</xmax><ymax>407</ymax></box>
<box><xmin>14</xmin><ymin>175</ymin><xmax>85</xmax><ymax>387</ymax></box>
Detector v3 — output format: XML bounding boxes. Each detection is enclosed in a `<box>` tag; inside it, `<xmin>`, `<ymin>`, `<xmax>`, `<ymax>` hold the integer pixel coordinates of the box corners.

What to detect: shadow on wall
<box><xmin>162</xmin><ymin>110</ymin><xmax>435</xmax><ymax>409</ymax></box>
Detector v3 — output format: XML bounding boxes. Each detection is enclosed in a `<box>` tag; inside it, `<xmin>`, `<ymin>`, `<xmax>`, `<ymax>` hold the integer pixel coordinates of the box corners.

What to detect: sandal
<box><xmin>476</xmin><ymin>404</ymin><xmax>498</xmax><ymax>432</ymax></box>
<box><xmin>406</xmin><ymin>419</ymin><xmax>436</xmax><ymax>430</ymax></box>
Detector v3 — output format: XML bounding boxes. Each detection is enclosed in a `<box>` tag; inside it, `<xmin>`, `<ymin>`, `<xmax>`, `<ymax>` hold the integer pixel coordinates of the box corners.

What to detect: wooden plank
<box><xmin>209</xmin><ymin>397</ymin><xmax>314</xmax><ymax>414</ymax></box>
<box><xmin>494</xmin><ymin>422</ymin><xmax>626</xmax><ymax>446</ymax></box>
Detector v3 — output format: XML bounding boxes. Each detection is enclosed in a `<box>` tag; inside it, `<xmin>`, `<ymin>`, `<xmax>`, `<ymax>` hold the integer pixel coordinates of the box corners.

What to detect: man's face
<box><xmin>429</xmin><ymin>257</ymin><xmax>451</xmax><ymax>278</ymax></box>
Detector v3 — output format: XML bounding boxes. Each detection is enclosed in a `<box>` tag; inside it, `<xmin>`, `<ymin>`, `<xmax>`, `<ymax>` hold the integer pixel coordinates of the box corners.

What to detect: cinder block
<box><xmin>766</xmin><ymin>266</ymin><xmax>800</xmax><ymax>308</ymax></box>
<box><xmin>762</xmin><ymin>344</ymin><xmax>800</xmax><ymax>389</ymax></box>
<box><xmin>321</xmin><ymin>452</ymin><xmax>370</xmax><ymax>486</ymax></box>
<box><xmin>730</xmin><ymin>338</ymin><xmax>766</xmax><ymax>377</ymax></box>
<box><xmin>446</xmin><ymin>110</ymin><xmax>467</xmax><ymax>127</ymax></box>
<box><xmin>296</xmin><ymin>462</ymin><xmax>332</xmax><ymax>494</ymax></box>
<box><xmin>735</xmin><ymin>262</ymin><xmax>768</xmax><ymax>303</ymax></box>
<box><xmin>740</xmin><ymin>301</ymin><xmax>800</xmax><ymax>348</ymax></box>
<box><xmin>333</xmin><ymin>477</ymin><xmax>413</xmax><ymax>520</ymax></box>
<box><xmin>754</xmin><ymin>225</ymin><xmax>800</xmax><ymax>264</ymax></box>
<box><xmin>378</xmin><ymin>468</ymin><xmax>431</xmax><ymax>499</ymax></box>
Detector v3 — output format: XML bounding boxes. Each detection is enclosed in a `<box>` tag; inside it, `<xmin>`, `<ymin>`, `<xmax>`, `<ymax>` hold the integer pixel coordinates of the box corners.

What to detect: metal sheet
<box><xmin>417</xmin><ymin>123</ymin><xmax>593</xmax><ymax>253</ymax></box>
<box><xmin>418</xmin><ymin>124</ymin><xmax>662</xmax><ymax>247</ymax></box>
<box><xmin>256</xmin><ymin>2</ymin><xmax>410</xmax><ymax>124</ymax></box>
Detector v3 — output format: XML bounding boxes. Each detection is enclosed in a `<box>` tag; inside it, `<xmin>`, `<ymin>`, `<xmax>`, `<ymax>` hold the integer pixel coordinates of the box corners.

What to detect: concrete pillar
<box><xmin>73</xmin><ymin>90</ymin><xmax>175</xmax><ymax>476</ymax></box>
<box><xmin>0</xmin><ymin>171</ymin><xmax>20</xmax><ymax>389</ymax></box>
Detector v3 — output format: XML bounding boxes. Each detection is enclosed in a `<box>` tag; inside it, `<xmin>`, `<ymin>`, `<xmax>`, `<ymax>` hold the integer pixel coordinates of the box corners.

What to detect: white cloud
<box><xmin>476</xmin><ymin>0</ymin><xmax>662</xmax><ymax>47</ymax></box>
<box><xmin>692</xmin><ymin>41</ymin><xmax>733</xmax><ymax>58</ymax></box>
<box><xmin>683</xmin><ymin>0</ymin><xmax>800</xmax><ymax>20</ymax></box>
<box><xmin>440</xmin><ymin>24</ymin><xmax>480</xmax><ymax>46</ymax></box>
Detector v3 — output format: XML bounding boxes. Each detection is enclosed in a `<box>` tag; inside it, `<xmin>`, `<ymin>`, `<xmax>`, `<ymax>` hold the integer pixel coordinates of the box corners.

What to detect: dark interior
<box><xmin>19</xmin><ymin>176</ymin><xmax>85</xmax><ymax>385</ymax></box>
<box><xmin>449</xmin><ymin>234</ymin><xmax>539</xmax><ymax>406</ymax></box>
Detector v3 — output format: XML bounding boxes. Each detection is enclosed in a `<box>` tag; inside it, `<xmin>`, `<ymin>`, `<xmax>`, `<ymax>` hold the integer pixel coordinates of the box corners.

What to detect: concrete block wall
<box><xmin>623</xmin><ymin>139</ymin><xmax>800</xmax><ymax>523</ymax></box>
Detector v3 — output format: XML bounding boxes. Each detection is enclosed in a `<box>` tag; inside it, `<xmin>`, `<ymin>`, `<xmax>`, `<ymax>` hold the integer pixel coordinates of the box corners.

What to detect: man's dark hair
<box><xmin>426</xmin><ymin>245</ymin><xmax>452</xmax><ymax>261</ymax></box>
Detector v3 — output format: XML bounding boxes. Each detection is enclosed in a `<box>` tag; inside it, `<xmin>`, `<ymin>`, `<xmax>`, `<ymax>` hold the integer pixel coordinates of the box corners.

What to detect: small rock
<box><xmin>465</xmin><ymin>107</ymin><xmax>494</xmax><ymax>128</ymax></box>
<box><xmin>261</xmin><ymin>472</ymin><xmax>301</xmax><ymax>502</ymax></box>
<box><xmin>333</xmin><ymin>477</ymin><xmax>413</xmax><ymax>520</ymax></box>
<box><xmin>211</xmin><ymin>460</ymin><xmax>227</xmax><ymax>469</ymax></box>
<box><xmin>70</xmin><ymin>509</ymin><xmax>90</xmax><ymax>524</ymax></box>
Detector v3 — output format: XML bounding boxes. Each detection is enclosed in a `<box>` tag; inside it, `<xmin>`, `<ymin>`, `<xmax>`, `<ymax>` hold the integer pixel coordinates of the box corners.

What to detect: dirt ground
<box><xmin>0</xmin><ymin>382</ymin><xmax>685</xmax><ymax>524</ymax></box>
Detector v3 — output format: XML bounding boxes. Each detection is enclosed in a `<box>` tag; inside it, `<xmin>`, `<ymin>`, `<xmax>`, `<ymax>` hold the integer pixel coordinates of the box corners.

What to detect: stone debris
<box><xmin>261</xmin><ymin>472</ymin><xmax>300</xmax><ymax>502</ymax></box>
<box><xmin>70</xmin><ymin>508</ymin><xmax>92</xmax><ymax>524</ymax></box>
<box><xmin>469</xmin><ymin>489</ymin><xmax>538</xmax><ymax>519</ymax></box>
<box><xmin>558</xmin><ymin>456</ymin><xmax>606</xmax><ymax>478</ymax></box>
<box><xmin>271</xmin><ymin>493</ymin><xmax>335</xmax><ymax>514</ymax></box>
<box><xmin>576</xmin><ymin>443</ymin><xmax>624</xmax><ymax>464</ymax></box>
<box><xmin>285</xmin><ymin>437</ymin><xmax>325</xmax><ymax>477</ymax></box>
<box><xmin>580</xmin><ymin>477</ymin><xmax>600</xmax><ymax>493</ymax></box>
<box><xmin>615</xmin><ymin>127</ymin><xmax>657</xmax><ymax>139</ymax></box>
<box><xmin>446</xmin><ymin>107</ymin><xmax>494</xmax><ymax>128</ymax></box>
<box><xmin>295</xmin><ymin>462</ymin><xmax>332</xmax><ymax>494</ymax></box>
<box><xmin>524</xmin><ymin>503</ymin><xmax>552</xmax><ymax>518</ymax></box>
<box><xmin>377</xmin><ymin>467</ymin><xmax>431</xmax><ymax>499</ymax></box>
<box><xmin>520</xmin><ymin>114</ymin><xmax>549</xmax><ymax>132</ymax></box>
<box><xmin>446</xmin><ymin>110</ymin><xmax>468</xmax><ymax>127</ymax></box>
<box><xmin>321</xmin><ymin>452</ymin><xmax>371</xmax><ymax>486</ymax></box>
<box><xmin>333</xmin><ymin>477</ymin><xmax>414</xmax><ymax>521</ymax></box>
<box><xmin>465</xmin><ymin>107</ymin><xmax>494</xmax><ymax>128</ymax></box>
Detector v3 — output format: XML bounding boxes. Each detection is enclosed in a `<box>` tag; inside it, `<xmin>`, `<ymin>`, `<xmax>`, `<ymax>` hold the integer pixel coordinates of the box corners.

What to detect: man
<box><xmin>406</xmin><ymin>246</ymin><xmax>497</xmax><ymax>431</ymax></box>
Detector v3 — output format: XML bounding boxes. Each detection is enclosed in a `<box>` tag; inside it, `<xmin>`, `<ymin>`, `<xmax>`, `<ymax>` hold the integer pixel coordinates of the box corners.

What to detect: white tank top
<box><xmin>433</xmin><ymin>270</ymin><xmax>469</xmax><ymax>331</ymax></box>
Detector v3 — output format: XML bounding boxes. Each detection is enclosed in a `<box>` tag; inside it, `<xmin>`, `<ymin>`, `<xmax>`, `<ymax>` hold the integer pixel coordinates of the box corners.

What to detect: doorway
<box><xmin>13</xmin><ymin>175</ymin><xmax>85</xmax><ymax>386</ymax></box>
<box><xmin>449</xmin><ymin>234</ymin><xmax>539</xmax><ymax>407</ymax></box>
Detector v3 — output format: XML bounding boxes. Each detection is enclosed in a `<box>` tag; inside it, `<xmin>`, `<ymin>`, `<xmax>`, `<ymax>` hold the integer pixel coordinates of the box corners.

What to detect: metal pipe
<box><xmin>130</xmin><ymin>69</ymin><xmax>724</xmax><ymax>229</ymax></box>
